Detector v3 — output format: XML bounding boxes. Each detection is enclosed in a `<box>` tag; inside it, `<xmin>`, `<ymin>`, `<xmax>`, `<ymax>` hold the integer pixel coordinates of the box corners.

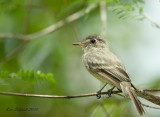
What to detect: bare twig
<box><xmin>99</xmin><ymin>0</ymin><xmax>107</xmax><ymax>37</ymax></box>
<box><xmin>0</xmin><ymin>34</ymin><xmax>29</xmax><ymax>40</ymax></box>
<box><xmin>136</xmin><ymin>88</ymin><xmax>160</xmax><ymax>106</ymax></box>
<box><xmin>0</xmin><ymin>3</ymin><xmax>97</xmax><ymax>64</ymax></box>
<box><xmin>0</xmin><ymin>91</ymin><xmax>121</xmax><ymax>99</ymax></box>
<box><xmin>143</xmin><ymin>13</ymin><xmax>160</xmax><ymax>29</ymax></box>
<box><xmin>0</xmin><ymin>4</ymin><xmax>97</xmax><ymax>40</ymax></box>
<box><xmin>0</xmin><ymin>0</ymin><xmax>32</xmax><ymax>65</ymax></box>
<box><xmin>0</xmin><ymin>88</ymin><xmax>160</xmax><ymax>109</ymax></box>
<box><xmin>144</xmin><ymin>89</ymin><xmax>160</xmax><ymax>92</ymax></box>
<box><xmin>0</xmin><ymin>41</ymin><xmax>28</xmax><ymax>65</ymax></box>
<box><xmin>142</xmin><ymin>103</ymin><xmax>160</xmax><ymax>109</ymax></box>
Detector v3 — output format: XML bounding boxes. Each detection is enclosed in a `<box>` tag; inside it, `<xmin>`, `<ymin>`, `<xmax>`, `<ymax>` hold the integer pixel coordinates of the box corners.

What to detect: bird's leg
<box><xmin>107</xmin><ymin>86</ymin><xmax>115</xmax><ymax>97</ymax></box>
<box><xmin>97</xmin><ymin>83</ymin><xmax>108</xmax><ymax>99</ymax></box>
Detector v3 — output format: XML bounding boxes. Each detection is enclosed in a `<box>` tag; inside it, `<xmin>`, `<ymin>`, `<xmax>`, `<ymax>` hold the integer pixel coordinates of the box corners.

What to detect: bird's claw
<box><xmin>96</xmin><ymin>91</ymin><xmax>102</xmax><ymax>99</ymax></box>
<box><xmin>108</xmin><ymin>89</ymin><xmax>112</xmax><ymax>97</ymax></box>
<box><xmin>107</xmin><ymin>86</ymin><xmax>115</xmax><ymax>97</ymax></box>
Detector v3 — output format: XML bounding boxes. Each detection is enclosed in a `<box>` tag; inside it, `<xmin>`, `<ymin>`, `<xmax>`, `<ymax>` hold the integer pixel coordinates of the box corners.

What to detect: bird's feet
<box><xmin>96</xmin><ymin>83</ymin><xmax>108</xmax><ymax>99</ymax></box>
<box><xmin>107</xmin><ymin>86</ymin><xmax>115</xmax><ymax>97</ymax></box>
<box><xmin>96</xmin><ymin>90</ymin><xmax>102</xmax><ymax>99</ymax></box>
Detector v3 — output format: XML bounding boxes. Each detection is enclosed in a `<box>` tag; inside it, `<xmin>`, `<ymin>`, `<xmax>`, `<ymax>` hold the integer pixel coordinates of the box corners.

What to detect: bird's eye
<box><xmin>90</xmin><ymin>39</ymin><xmax>96</xmax><ymax>44</ymax></box>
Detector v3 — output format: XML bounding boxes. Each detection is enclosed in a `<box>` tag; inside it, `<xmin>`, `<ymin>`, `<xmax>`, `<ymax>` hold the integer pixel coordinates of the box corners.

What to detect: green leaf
<box><xmin>139</xmin><ymin>7</ymin><xmax>143</xmax><ymax>14</ymax></box>
<box><xmin>109</xmin><ymin>0</ymin><xmax>144</xmax><ymax>20</ymax></box>
<box><xmin>0</xmin><ymin>70</ymin><xmax>55</xmax><ymax>84</ymax></box>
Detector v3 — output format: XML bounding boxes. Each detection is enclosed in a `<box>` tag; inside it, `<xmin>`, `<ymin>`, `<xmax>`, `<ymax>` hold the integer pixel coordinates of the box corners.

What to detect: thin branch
<box><xmin>136</xmin><ymin>88</ymin><xmax>160</xmax><ymax>106</ymax></box>
<box><xmin>0</xmin><ymin>34</ymin><xmax>29</xmax><ymax>40</ymax></box>
<box><xmin>143</xmin><ymin>12</ymin><xmax>160</xmax><ymax>29</ymax></box>
<box><xmin>0</xmin><ymin>88</ymin><xmax>160</xmax><ymax>109</ymax></box>
<box><xmin>0</xmin><ymin>4</ymin><xmax>97</xmax><ymax>40</ymax></box>
<box><xmin>144</xmin><ymin>89</ymin><xmax>160</xmax><ymax>92</ymax></box>
<box><xmin>142</xmin><ymin>103</ymin><xmax>160</xmax><ymax>109</ymax></box>
<box><xmin>0</xmin><ymin>4</ymin><xmax>97</xmax><ymax>64</ymax></box>
<box><xmin>99</xmin><ymin>0</ymin><xmax>107</xmax><ymax>37</ymax></box>
<box><xmin>0</xmin><ymin>91</ymin><xmax>121</xmax><ymax>99</ymax></box>
<box><xmin>0</xmin><ymin>41</ymin><xmax>28</xmax><ymax>65</ymax></box>
<box><xmin>0</xmin><ymin>0</ymin><xmax>32</xmax><ymax>65</ymax></box>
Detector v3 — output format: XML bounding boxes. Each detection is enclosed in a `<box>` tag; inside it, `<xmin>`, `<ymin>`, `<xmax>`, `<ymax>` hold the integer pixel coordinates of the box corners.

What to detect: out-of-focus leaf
<box><xmin>109</xmin><ymin>0</ymin><xmax>144</xmax><ymax>20</ymax></box>
<box><xmin>0</xmin><ymin>70</ymin><xmax>55</xmax><ymax>84</ymax></box>
<box><xmin>139</xmin><ymin>7</ymin><xmax>143</xmax><ymax>14</ymax></box>
<box><xmin>148</xmin><ymin>77</ymin><xmax>160</xmax><ymax>89</ymax></box>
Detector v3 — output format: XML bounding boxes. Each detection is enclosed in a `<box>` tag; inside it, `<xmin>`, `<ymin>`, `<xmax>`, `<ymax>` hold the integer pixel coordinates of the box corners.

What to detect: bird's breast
<box><xmin>82</xmin><ymin>50</ymin><xmax>109</xmax><ymax>70</ymax></box>
<box><xmin>82</xmin><ymin>52</ymin><xmax>113</xmax><ymax>83</ymax></box>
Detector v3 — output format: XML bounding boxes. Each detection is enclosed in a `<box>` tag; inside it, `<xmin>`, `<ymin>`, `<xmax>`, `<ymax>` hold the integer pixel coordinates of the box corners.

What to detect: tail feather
<box><xmin>127</xmin><ymin>86</ymin><xmax>145</xmax><ymax>115</ymax></box>
<box><xmin>120</xmin><ymin>82</ymin><xmax>145</xmax><ymax>116</ymax></box>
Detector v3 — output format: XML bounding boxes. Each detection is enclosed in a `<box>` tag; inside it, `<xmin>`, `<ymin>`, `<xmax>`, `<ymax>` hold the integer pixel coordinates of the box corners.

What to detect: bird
<box><xmin>73</xmin><ymin>34</ymin><xmax>145</xmax><ymax>116</ymax></box>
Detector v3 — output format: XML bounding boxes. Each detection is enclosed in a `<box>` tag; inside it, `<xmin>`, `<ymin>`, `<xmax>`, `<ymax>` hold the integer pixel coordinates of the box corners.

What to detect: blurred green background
<box><xmin>0</xmin><ymin>0</ymin><xmax>160</xmax><ymax>117</ymax></box>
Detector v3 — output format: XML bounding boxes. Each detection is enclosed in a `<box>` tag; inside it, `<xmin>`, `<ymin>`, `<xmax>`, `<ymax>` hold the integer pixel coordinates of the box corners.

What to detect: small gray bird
<box><xmin>73</xmin><ymin>34</ymin><xmax>145</xmax><ymax>116</ymax></box>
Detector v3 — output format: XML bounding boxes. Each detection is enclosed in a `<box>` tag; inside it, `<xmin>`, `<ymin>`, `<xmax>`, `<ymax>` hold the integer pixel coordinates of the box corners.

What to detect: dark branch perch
<box><xmin>0</xmin><ymin>89</ymin><xmax>160</xmax><ymax>108</ymax></box>
<box><xmin>0</xmin><ymin>91</ymin><xmax>121</xmax><ymax>99</ymax></box>
<box><xmin>136</xmin><ymin>89</ymin><xmax>160</xmax><ymax>106</ymax></box>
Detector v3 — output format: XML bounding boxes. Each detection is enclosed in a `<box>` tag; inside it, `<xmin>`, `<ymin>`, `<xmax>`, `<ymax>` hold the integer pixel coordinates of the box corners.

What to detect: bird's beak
<box><xmin>72</xmin><ymin>42</ymin><xmax>84</xmax><ymax>46</ymax></box>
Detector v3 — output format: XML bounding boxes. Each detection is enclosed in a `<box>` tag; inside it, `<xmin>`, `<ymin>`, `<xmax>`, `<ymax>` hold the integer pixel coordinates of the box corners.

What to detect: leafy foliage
<box><xmin>0</xmin><ymin>70</ymin><xmax>55</xmax><ymax>84</ymax></box>
<box><xmin>108</xmin><ymin>0</ymin><xmax>144</xmax><ymax>20</ymax></box>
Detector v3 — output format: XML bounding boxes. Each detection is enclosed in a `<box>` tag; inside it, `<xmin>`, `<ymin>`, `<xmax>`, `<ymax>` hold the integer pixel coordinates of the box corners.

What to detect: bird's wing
<box><xmin>85</xmin><ymin>51</ymin><xmax>131</xmax><ymax>84</ymax></box>
<box><xmin>104</xmin><ymin>66</ymin><xmax>131</xmax><ymax>82</ymax></box>
<box><xmin>96</xmin><ymin>70</ymin><xmax>121</xmax><ymax>89</ymax></box>
<box><xmin>93</xmin><ymin>66</ymin><xmax>131</xmax><ymax>90</ymax></box>
<box><xmin>88</xmin><ymin>61</ymin><xmax>131</xmax><ymax>81</ymax></box>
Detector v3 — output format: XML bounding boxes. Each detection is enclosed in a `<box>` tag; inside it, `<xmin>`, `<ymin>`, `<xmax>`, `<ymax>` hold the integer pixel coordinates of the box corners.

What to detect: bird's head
<box><xmin>73</xmin><ymin>34</ymin><xmax>108</xmax><ymax>52</ymax></box>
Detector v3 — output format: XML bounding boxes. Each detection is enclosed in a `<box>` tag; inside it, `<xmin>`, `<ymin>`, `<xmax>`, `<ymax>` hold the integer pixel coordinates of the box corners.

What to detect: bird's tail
<box><xmin>120</xmin><ymin>82</ymin><xmax>145</xmax><ymax>116</ymax></box>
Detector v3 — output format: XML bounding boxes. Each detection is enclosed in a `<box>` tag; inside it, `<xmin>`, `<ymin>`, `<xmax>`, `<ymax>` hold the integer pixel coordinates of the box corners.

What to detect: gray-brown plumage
<box><xmin>73</xmin><ymin>34</ymin><xmax>145</xmax><ymax>116</ymax></box>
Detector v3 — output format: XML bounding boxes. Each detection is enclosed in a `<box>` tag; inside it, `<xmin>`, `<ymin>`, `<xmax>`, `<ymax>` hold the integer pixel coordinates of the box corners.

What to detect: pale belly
<box><xmin>87</xmin><ymin>69</ymin><xmax>109</xmax><ymax>83</ymax></box>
